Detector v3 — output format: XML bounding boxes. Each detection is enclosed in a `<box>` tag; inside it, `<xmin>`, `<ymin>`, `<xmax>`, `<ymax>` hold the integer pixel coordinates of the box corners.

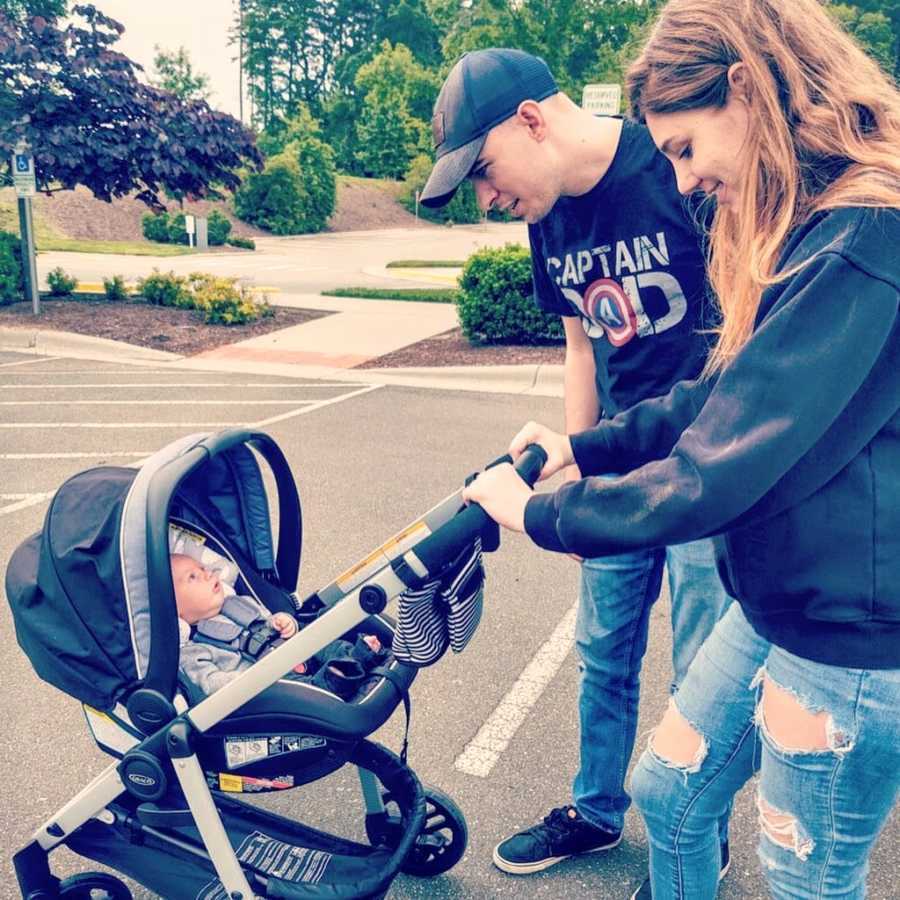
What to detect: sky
<box><xmin>89</xmin><ymin>1</ymin><xmax>244</xmax><ymax>120</ymax></box>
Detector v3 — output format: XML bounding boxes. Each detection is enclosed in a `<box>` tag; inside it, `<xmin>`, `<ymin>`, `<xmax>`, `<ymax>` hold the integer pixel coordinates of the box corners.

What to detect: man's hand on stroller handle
<box><xmin>508</xmin><ymin>422</ymin><xmax>574</xmax><ymax>481</ymax></box>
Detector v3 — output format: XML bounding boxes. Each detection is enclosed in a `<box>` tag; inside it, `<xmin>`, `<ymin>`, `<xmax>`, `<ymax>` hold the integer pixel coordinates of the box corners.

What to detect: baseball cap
<box><xmin>420</xmin><ymin>48</ymin><xmax>559</xmax><ymax>208</ymax></box>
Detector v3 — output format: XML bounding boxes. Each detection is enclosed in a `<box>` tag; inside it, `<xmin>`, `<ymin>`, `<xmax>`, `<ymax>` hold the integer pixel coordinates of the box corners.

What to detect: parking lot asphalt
<box><xmin>0</xmin><ymin>351</ymin><xmax>896</xmax><ymax>900</ymax></box>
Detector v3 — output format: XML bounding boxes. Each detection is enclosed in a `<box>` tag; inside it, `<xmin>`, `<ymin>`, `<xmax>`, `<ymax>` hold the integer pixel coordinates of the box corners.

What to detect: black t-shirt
<box><xmin>529</xmin><ymin>118</ymin><xmax>714</xmax><ymax>417</ymax></box>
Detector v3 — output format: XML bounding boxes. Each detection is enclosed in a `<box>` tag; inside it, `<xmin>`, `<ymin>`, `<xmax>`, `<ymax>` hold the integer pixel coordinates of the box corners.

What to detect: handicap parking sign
<box><xmin>11</xmin><ymin>147</ymin><xmax>36</xmax><ymax>197</ymax></box>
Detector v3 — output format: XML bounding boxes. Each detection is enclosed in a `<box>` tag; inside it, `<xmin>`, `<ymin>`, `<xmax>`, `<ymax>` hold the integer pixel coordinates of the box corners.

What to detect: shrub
<box><xmin>138</xmin><ymin>269</ymin><xmax>187</xmax><ymax>306</ymax></box>
<box><xmin>0</xmin><ymin>231</ymin><xmax>24</xmax><ymax>305</ymax></box>
<box><xmin>185</xmin><ymin>273</ymin><xmax>270</xmax><ymax>325</ymax></box>
<box><xmin>292</xmin><ymin>137</ymin><xmax>336</xmax><ymax>232</ymax></box>
<box><xmin>403</xmin><ymin>154</ymin><xmax>481</xmax><ymax>225</ymax></box>
<box><xmin>207</xmin><ymin>210</ymin><xmax>233</xmax><ymax>246</ymax></box>
<box><xmin>457</xmin><ymin>244</ymin><xmax>564</xmax><ymax>344</ymax></box>
<box><xmin>142</xmin><ymin>212</ymin><xmax>171</xmax><ymax>244</ymax></box>
<box><xmin>233</xmin><ymin>154</ymin><xmax>308</xmax><ymax>235</ymax></box>
<box><xmin>226</xmin><ymin>235</ymin><xmax>256</xmax><ymax>250</ymax></box>
<box><xmin>103</xmin><ymin>275</ymin><xmax>129</xmax><ymax>301</ymax></box>
<box><xmin>167</xmin><ymin>212</ymin><xmax>190</xmax><ymax>246</ymax></box>
<box><xmin>47</xmin><ymin>266</ymin><xmax>78</xmax><ymax>297</ymax></box>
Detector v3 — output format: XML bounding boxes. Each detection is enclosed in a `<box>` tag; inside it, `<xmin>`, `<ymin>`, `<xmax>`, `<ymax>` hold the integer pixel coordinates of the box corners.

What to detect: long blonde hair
<box><xmin>627</xmin><ymin>0</ymin><xmax>900</xmax><ymax>373</ymax></box>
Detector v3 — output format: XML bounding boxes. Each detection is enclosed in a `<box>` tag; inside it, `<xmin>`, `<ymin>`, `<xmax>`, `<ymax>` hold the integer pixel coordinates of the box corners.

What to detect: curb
<box><xmin>0</xmin><ymin>327</ymin><xmax>564</xmax><ymax>397</ymax></box>
<box><xmin>0</xmin><ymin>327</ymin><xmax>183</xmax><ymax>363</ymax></box>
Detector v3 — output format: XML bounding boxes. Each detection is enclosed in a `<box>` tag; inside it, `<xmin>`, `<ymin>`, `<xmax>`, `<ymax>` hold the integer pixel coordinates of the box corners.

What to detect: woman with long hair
<box><xmin>462</xmin><ymin>1</ymin><xmax>900</xmax><ymax>896</ymax></box>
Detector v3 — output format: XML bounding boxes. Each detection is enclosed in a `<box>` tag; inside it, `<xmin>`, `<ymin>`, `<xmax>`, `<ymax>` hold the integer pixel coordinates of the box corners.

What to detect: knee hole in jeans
<box><xmin>753</xmin><ymin>671</ymin><xmax>853</xmax><ymax>755</ymax></box>
<box><xmin>757</xmin><ymin>794</ymin><xmax>814</xmax><ymax>861</ymax></box>
<box><xmin>647</xmin><ymin>697</ymin><xmax>708</xmax><ymax>774</ymax></box>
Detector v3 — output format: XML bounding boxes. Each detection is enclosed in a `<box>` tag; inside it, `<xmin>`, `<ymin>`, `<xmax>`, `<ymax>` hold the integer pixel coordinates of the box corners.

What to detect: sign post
<box><xmin>184</xmin><ymin>213</ymin><xmax>196</xmax><ymax>249</ymax></box>
<box><xmin>196</xmin><ymin>216</ymin><xmax>209</xmax><ymax>251</ymax></box>
<box><xmin>12</xmin><ymin>142</ymin><xmax>39</xmax><ymax>314</ymax></box>
<box><xmin>581</xmin><ymin>83</ymin><xmax>622</xmax><ymax>116</ymax></box>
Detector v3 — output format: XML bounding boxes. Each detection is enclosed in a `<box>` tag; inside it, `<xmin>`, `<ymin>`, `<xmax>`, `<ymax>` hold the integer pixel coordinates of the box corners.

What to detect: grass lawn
<box><xmin>386</xmin><ymin>259</ymin><xmax>465</xmax><ymax>268</ymax></box>
<box><xmin>39</xmin><ymin>237</ymin><xmax>195</xmax><ymax>256</ymax></box>
<box><xmin>322</xmin><ymin>287</ymin><xmax>459</xmax><ymax>303</ymax></box>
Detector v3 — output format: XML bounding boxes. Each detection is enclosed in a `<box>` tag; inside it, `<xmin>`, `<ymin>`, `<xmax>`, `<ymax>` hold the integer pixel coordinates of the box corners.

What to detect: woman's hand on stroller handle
<box><xmin>461</xmin><ymin>442</ymin><xmax>550</xmax><ymax>534</ymax></box>
<box><xmin>508</xmin><ymin>422</ymin><xmax>574</xmax><ymax>482</ymax></box>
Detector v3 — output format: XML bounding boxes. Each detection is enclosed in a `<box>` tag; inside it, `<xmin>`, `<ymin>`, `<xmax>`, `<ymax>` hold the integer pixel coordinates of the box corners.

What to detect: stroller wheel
<box><xmin>58</xmin><ymin>873</ymin><xmax>132</xmax><ymax>900</ymax></box>
<box><xmin>367</xmin><ymin>784</ymin><xmax>468</xmax><ymax>877</ymax></box>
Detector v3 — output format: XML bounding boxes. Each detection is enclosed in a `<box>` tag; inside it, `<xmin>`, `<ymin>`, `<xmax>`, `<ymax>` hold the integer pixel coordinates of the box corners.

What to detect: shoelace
<box><xmin>538</xmin><ymin>806</ymin><xmax>580</xmax><ymax>840</ymax></box>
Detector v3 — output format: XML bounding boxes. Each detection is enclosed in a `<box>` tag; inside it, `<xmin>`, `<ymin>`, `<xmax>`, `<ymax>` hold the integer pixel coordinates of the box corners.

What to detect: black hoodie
<box><xmin>525</xmin><ymin>206</ymin><xmax>900</xmax><ymax>669</ymax></box>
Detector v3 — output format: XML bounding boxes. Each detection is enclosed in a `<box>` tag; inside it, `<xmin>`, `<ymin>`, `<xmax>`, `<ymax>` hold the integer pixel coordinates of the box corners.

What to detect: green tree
<box><xmin>354</xmin><ymin>41</ymin><xmax>438</xmax><ymax>178</ymax></box>
<box><xmin>257</xmin><ymin>102</ymin><xmax>322</xmax><ymax>158</ymax></box>
<box><xmin>152</xmin><ymin>45</ymin><xmax>211</xmax><ymax>102</ymax></box>
<box><xmin>829</xmin><ymin>2</ymin><xmax>898</xmax><ymax>73</ymax></box>
<box><xmin>0</xmin><ymin>0</ymin><xmax>66</xmax><ymax>21</ymax></box>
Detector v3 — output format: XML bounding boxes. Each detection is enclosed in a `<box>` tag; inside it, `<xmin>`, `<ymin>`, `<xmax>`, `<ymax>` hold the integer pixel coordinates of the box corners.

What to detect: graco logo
<box><xmin>128</xmin><ymin>773</ymin><xmax>156</xmax><ymax>787</ymax></box>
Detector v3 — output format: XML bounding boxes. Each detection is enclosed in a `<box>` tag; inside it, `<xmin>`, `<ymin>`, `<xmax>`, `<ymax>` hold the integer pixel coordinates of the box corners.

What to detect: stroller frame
<box><xmin>13</xmin><ymin>428</ymin><xmax>544</xmax><ymax>899</ymax></box>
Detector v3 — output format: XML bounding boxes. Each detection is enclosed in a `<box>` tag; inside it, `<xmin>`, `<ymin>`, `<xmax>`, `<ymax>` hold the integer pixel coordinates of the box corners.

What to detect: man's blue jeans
<box><xmin>630</xmin><ymin>603</ymin><xmax>900</xmax><ymax>899</ymax></box>
<box><xmin>573</xmin><ymin>539</ymin><xmax>731</xmax><ymax>834</ymax></box>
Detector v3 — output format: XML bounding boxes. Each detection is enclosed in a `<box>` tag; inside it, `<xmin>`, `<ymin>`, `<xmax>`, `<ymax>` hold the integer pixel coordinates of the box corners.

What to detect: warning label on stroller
<box><xmin>224</xmin><ymin>734</ymin><xmax>327</xmax><ymax>770</ymax></box>
<box><xmin>196</xmin><ymin>831</ymin><xmax>332</xmax><ymax>896</ymax></box>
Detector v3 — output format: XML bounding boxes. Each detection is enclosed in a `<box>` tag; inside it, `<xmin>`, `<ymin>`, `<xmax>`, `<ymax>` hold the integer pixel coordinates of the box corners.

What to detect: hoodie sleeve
<box><xmin>525</xmin><ymin>250</ymin><xmax>900</xmax><ymax>556</ymax></box>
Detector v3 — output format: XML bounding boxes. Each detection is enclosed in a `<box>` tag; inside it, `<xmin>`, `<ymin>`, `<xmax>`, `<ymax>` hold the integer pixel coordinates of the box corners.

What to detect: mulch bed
<box><xmin>0</xmin><ymin>297</ymin><xmax>332</xmax><ymax>357</ymax></box>
<box><xmin>354</xmin><ymin>327</ymin><xmax>565</xmax><ymax>368</ymax></box>
<box><xmin>0</xmin><ymin>298</ymin><xmax>566</xmax><ymax>366</ymax></box>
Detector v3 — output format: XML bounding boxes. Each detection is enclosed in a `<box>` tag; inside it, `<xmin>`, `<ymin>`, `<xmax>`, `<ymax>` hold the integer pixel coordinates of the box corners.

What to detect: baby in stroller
<box><xmin>172</xmin><ymin>553</ymin><xmax>387</xmax><ymax>700</ymax></box>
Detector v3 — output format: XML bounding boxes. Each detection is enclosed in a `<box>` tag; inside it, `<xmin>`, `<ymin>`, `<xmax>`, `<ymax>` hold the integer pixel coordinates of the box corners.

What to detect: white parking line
<box><xmin>0</xmin><ymin>382</ymin><xmax>384</xmax><ymax>516</ymax></box>
<box><xmin>0</xmin><ymin>382</ymin><xmax>370</xmax><ymax>388</ymax></box>
<box><xmin>0</xmin><ymin>492</ymin><xmax>55</xmax><ymax>515</ymax></box>
<box><xmin>1</xmin><ymin>452</ymin><xmax>152</xmax><ymax>459</ymax></box>
<box><xmin>454</xmin><ymin>601</ymin><xmax>578</xmax><ymax>778</ymax></box>
<box><xmin>0</xmin><ymin>422</ymin><xmax>245</xmax><ymax>428</ymax></box>
<box><xmin>0</xmin><ymin>400</ymin><xmax>315</xmax><ymax>406</ymax></box>
<box><xmin>0</xmin><ymin>357</ymin><xmax>62</xmax><ymax>368</ymax></box>
<box><xmin>254</xmin><ymin>384</ymin><xmax>382</xmax><ymax>426</ymax></box>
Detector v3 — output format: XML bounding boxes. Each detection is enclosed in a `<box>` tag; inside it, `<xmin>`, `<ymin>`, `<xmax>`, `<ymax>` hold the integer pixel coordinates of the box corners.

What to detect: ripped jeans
<box><xmin>630</xmin><ymin>603</ymin><xmax>900</xmax><ymax>899</ymax></box>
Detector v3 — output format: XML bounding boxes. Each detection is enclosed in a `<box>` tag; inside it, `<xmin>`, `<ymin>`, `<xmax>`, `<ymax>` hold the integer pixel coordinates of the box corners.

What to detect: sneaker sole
<box><xmin>492</xmin><ymin>834</ymin><xmax>622</xmax><ymax>875</ymax></box>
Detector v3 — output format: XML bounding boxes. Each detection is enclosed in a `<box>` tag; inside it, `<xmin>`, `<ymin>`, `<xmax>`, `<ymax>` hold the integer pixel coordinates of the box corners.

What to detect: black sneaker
<box><xmin>492</xmin><ymin>805</ymin><xmax>622</xmax><ymax>875</ymax></box>
<box><xmin>629</xmin><ymin>840</ymin><xmax>730</xmax><ymax>899</ymax></box>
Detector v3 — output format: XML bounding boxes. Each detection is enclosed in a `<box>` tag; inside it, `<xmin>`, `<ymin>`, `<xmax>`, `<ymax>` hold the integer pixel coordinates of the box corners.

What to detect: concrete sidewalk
<box><xmin>0</xmin><ymin>292</ymin><xmax>564</xmax><ymax>398</ymax></box>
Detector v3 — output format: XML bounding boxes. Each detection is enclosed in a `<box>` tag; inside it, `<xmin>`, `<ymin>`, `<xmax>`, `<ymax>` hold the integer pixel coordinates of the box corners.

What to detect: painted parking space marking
<box><xmin>1</xmin><ymin>452</ymin><xmax>153</xmax><ymax>459</ymax></box>
<box><xmin>0</xmin><ymin>366</ymin><xmax>384</xmax><ymax>516</ymax></box>
<box><xmin>0</xmin><ymin>381</ymin><xmax>372</xmax><ymax>389</ymax></box>
<box><xmin>454</xmin><ymin>601</ymin><xmax>578</xmax><ymax>778</ymax></box>
<box><xmin>0</xmin><ymin>400</ymin><xmax>317</xmax><ymax>406</ymax></box>
<box><xmin>0</xmin><ymin>356</ymin><xmax>62</xmax><ymax>368</ymax></box>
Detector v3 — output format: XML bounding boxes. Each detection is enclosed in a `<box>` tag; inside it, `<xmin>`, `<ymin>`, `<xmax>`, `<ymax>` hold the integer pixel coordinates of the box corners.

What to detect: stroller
<box><xmin>6</xmin><ymin>428</ymin><xmax>545</xmax><ymax>900</ymax></box>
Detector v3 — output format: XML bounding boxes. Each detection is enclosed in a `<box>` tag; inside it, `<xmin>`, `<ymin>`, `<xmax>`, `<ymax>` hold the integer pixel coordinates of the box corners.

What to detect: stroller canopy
<box><xmin>6</xmin><ymin>430</ymin><xmax>301</xmax><ymax>711</ymax></box>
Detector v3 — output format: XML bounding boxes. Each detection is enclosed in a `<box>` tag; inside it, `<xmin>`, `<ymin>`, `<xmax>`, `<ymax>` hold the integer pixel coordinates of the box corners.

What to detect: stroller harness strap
<box><xmin>372</xmin><ymin>665</ymin><xmax>412</xmax><ymax>765</ymax></box>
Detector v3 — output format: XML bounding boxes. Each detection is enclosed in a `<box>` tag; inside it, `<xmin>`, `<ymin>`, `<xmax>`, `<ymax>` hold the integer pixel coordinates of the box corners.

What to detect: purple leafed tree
<box><xmin>0</xmin><ymin>4</ymin><xmax>262</xmax><ymax>208</ymax></box>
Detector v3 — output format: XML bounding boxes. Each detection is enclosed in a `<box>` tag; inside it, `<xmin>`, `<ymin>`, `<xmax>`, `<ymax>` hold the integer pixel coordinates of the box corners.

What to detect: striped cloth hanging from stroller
<box><xmin>392</xmin><ymin>537</ymin><xmax>484</xmax><ymax>667</ymax></box>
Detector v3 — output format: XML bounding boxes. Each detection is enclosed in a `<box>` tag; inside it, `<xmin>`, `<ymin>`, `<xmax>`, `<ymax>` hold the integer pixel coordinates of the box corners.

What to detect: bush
<box><xmin>185</xmin><ymin>273</ymin><xmax>270</xmax><ymax>325</ymax></box>
<box><xmin>138</xmin><ymin>269</ymin><xmax>187</xmax><ymax>306</ymax></box>
<box><xmin>457</xmin><ymin>244</ymin><xmax>564</xmax><ymax>344</ymax></box>
<box><xmin>234</xmin><ymin>139</ymin><xmax>336</xmax><ymax>236</ymax></box>
<box><xmin>142</xmin><ymin>212</ymin><xmax>171</xmax><ymax>244</ymax></box>
<box><xmin>47</xmin><ymin>266</ymin><xmax>77</xmax><ymax>297</ymax></box>
<box><xmin>0</xmin><ymin>231</ymin><xmax>24</xmax><ymax>305</ymax></box>
<box><xmin>403</xmin><ymin>154</ymin><xmax>482</xmax><ymax>225</ymax></box>
<box><xmin>103</xmin><ymin>275</ymin><xmax>129</xmax><ymax>301</ymax></box>
<box><xmin>207</xmin><ymin>210</ymin><xmax>233</xmax><ymax>246</ymax></box>
<box><xmin>234</xmin><ymin>154</ymin><xmax>309</xmax><ymax>235</ymax></box>
<box><xmin>167</xmin><ymin>212</ymin><xmax>191</xmax><ymax>246</ymax></box>
<box><xmin>292</xmin><ymin>137</ymin><xmax>336</xmax><ymax>232</ymax></box>
<box><xmin>226</xmin><ymin>235</ymin><xmax>256</xmax><ymax>250</ymax></box>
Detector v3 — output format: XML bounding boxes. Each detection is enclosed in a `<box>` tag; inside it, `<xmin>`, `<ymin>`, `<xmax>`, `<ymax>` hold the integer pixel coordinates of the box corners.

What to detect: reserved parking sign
<box><xmin>581</xmin><ymin>83</ymin><xmax>622</xmax><ymax>116</ymax></box>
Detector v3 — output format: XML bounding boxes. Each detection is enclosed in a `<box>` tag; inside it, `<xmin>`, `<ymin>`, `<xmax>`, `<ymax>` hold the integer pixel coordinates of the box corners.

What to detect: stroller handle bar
<box><xmin>401</xmin><ymin>443</ymin><xmax>547</xmax><ymax>580</ymax></box>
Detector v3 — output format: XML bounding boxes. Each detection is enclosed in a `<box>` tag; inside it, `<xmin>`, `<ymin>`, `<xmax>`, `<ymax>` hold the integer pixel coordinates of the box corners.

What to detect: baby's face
<box><xmin>171</xmin><ymin>554</ymin><xmax>225</xmax><ymax>624</ymax></box>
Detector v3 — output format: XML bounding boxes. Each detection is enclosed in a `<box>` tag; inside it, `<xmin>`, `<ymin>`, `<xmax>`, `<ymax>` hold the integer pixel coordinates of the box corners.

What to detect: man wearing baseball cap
<box><xmin>422</xmin><ymin>49</ymin><xmax>733</xmax><ymax>884</ymax></box>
